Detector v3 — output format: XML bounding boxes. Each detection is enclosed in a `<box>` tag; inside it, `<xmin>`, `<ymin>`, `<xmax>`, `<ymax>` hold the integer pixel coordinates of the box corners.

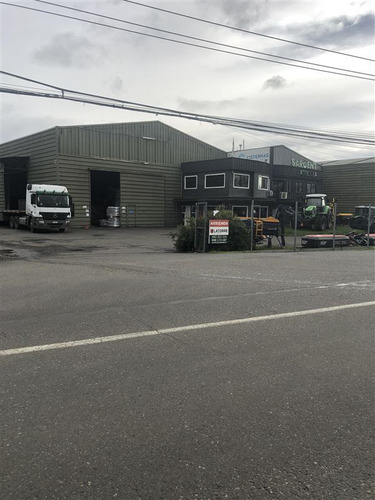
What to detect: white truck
<box><xmin>1</xmin><ymin>183</ymin><xmax>71</xmax><ymax>232</ymax></box>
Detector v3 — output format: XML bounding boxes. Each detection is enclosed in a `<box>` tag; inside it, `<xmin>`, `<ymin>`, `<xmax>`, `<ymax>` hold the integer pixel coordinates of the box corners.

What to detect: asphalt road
<box><xmin>1</xmin><ymin>227</ymin><xmax>374</xmax><ymax>499</ymax></box>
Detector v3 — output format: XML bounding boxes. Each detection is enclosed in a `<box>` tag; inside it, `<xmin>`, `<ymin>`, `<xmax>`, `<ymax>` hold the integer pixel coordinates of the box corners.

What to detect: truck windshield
<box><xmin>37</xmin><ymin>194</ymin><xmax>69</xmax><ymax>208</ymax></box>
<box><xmin>306</xmin><ymin>198</ymin><xmax>323</xmax><ymax>208</ymax></box>
<box><xmin>355</xmin><ymin>207</ymin><xmax>374</xmax><ymax>216</ymax></box>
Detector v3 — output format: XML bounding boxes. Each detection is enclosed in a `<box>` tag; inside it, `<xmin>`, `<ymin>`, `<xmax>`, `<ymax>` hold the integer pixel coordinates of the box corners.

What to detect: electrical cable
<box><xmin>1</xmin><ymin>1</ymin><xmax>374</xmax><ymax>81</ymax></box>
<box><xmin>121</xmin><ymin>0</ymin><xmax>375</xmax><ymax>63</ymax></box>
<box><xmin>30</xmin><ymin>0</ymin><xmax>375</xmax><ymax>79</ymax></box>
<box><xmin>1</xmin><ymin>72</ymin><xmax>374</xmax><ymax>145</ymax></box>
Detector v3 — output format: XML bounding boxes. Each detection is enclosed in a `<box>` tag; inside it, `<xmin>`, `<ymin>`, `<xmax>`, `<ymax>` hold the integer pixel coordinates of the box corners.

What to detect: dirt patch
<box><xmin>0</xmin><ymin>249</ymin><xmax>16</xmax><ymax>259</ymax></box>
<box><xmin>0</xmin><ymin>241</ymin><xmax>99</xmax><ymax>260</ymax></box>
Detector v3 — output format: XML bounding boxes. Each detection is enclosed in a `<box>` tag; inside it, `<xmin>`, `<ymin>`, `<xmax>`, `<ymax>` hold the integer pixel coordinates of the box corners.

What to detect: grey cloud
<box><xmin>200</xmin><ymin>0</ymin><xmax>271</xmax><ymax>28</ymax></box>
<box><xmin>263</xmin><ymin>75</ymin><xmax>286</xmax><ymax>90</ymax></box>
<box><xmin>34</xmin><ymin>33</ymin><xmax>105</xmax><ymax>68</ymax></box>
<box><xmin>112</xmin><ymin>76</ymin><xmax>124</xmax><ymax>93</ymax></box>
<box><xmin>177</xmin><ymin>96</ymin><xmax>244</xmax><ymax>114</ymax></box>
<box><xmin>268</xmin><ymin>13</ymin><xmax>375</xmax><ymax>57</ymax></box>
<box><xmin>297</xmin><ymin>13</ymin><xmax>374</xmax><ymax>49</ymax></box>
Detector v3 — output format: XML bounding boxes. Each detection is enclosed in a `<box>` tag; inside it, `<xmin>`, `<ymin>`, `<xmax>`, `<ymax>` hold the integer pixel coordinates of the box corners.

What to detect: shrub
<box><xmin>171</xmin><ymin>219</ymin><xmax>195</xmax><ymax>252</ymax></box>
<box><xmin>172</xmin><ymin>207</ymin><xmax>252</xmax><ymax>252</ymax></box>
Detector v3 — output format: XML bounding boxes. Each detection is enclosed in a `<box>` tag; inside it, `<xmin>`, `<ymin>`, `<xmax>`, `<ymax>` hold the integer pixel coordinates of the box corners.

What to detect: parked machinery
<box><xmin>349</xmin><ymin>206</ymin><xmax>375</xmax><ymax>232</ymax></box>
<box><xmin>299</xmin><ymin>194</ymin><xmax>333</xmax><ymax>231</ymax></box>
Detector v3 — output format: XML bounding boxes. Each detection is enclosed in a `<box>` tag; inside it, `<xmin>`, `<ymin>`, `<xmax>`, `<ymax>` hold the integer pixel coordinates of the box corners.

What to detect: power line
<box><xmin>1</xmin><ymin>72</ymin><xmax>374</xmax><ymax>145</ymax></box>
<box><xmin>31</xmin><ymin>0</ymin><xmax>375</xmax><ymax>79</ymax></box>
<box><xmin>121</xmin><ymin>0</ymin><xmax>375</xmax><ymax>63</ymax></box>
<box><xmin>1</xmin><ymin>1</ymin><xmax>374</xmax><ymax>81</ymax></box>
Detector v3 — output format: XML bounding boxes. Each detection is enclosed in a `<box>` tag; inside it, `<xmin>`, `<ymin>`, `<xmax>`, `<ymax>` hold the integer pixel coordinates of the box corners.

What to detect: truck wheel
<box><xmin>9</xmin><ymin>216</ymin><xmax>14</xmax><ymax>229</ymax></box>
<box><xmin>13</xmin><ymin>217</ymin><xmax>19</xmax><ymax>230</ymax></box>
<box><xmin>58</xmin><ymin>228</ymin><xmax>65</xmax><ymax>233</ymax></box>
<box><xmin>30</xmin><ymin>220</ymin><xmax>37</xmax><ymax>233</ymax></box>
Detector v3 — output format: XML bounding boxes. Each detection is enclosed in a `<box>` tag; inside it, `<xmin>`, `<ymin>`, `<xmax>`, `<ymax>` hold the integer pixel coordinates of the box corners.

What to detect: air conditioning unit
<box><xmin>280</xmin><ymin>192</ymin><xmax>288</xmax><ymax>199</ymax></box>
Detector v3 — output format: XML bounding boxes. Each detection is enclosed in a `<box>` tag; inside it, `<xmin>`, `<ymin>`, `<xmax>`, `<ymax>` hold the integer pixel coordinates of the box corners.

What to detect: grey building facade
<box><xmin>180</xmin><ymin>145</ymin><xmax>323</xmax><ymax>219</ymax></box>
<box><xmin>0</xmin><ymin>121</ymin><xmax>226</xmax><ymax>228</ymax></box>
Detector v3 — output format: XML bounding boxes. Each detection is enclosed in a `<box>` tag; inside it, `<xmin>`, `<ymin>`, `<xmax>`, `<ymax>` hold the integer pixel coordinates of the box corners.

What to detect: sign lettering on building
<box><xmin>291</xmin><ymin>159</ymin><xmax>321</xmax><ymax>170</ymax></box>
<box><xmin>299</xmin><ymin>169</ymin><xmax>318</xmax><ymax>177</ymax></box>
<box><xmin>229</xmin><ymin>147</ymin><xmax>271</xmax><ymax>164</ymax></box>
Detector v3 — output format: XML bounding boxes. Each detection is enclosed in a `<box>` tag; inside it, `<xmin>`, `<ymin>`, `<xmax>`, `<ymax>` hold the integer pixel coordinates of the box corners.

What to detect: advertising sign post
<box><xmin>209</xmin><ymin>220</ymin><xmax>229</xmax><ymax>244</ymax></box>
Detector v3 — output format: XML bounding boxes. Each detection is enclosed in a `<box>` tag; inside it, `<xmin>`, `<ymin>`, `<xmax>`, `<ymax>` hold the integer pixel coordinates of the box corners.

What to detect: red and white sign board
<box><xmin>209</xmin><ymin>219</ymin><xmax>229</xmax><ymax>235</ymax></box>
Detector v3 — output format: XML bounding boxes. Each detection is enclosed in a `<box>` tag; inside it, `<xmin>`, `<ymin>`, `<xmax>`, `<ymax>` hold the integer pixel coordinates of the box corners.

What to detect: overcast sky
<box><xmin>1</xmin><ymin>0</ymin><xmax>374</xmax><ymax>161</ymax></box>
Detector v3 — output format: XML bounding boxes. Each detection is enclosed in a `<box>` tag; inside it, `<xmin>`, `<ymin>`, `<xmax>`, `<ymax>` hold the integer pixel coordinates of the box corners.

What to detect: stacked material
<box><xmin>106</xmin><ymin>206</ymin><xmax>120</xmax><ymax>227</ymax></box>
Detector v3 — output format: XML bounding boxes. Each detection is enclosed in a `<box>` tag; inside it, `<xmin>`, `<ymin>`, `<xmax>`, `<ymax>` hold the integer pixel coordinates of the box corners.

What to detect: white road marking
<box><xmin>1</xmin><ymin>301</ymin><xmax>374</xmax><ymax>357</ymax></box>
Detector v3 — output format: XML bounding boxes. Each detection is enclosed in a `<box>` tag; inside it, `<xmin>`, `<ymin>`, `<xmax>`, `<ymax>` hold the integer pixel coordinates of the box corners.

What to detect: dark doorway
<box><xmin>1</xmin><ymin>157</ymin><xmax>29</xmax><ymax>210</ymax></box>
<box><xmin>90</xmin><ymin>170</ymin><xmax>120</xmax><ymax>226</ymax></box>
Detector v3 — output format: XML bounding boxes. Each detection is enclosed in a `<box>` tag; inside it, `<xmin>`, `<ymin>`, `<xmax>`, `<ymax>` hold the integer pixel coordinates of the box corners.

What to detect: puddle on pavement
<box><xmin>1</xmin><ymin>249</ymin><xmax>15</xmax><ymax>257</ymax></box>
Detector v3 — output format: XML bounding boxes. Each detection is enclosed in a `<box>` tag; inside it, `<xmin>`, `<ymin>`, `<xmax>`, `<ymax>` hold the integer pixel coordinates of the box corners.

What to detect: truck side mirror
<box><xmin>27</xmin><ymin>184</ymin><xmax>32</xmax><ymax>191</ymax></box>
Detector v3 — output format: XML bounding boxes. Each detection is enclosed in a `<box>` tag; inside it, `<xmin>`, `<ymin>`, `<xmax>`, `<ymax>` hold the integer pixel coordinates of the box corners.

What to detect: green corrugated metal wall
<box><xmin>57</xmin><ymin>155</ymin><xmax>181</xmax><ymax>227</ymax></box>
<box><xmin>0</xmin><ymin>121</ymin><xmax>225</xmax><ymax>227</ymax></box>
<box><xmin>55</xmin><ymin>121</ymin><xmax>225</xmax><ymax>227</ymax></box>
<box><xmin>322</xmin><ymin>162</ymin><xmax>375</xmax><ymax>213</ymax></box>
<box><xmin>0</xmin><ymin>128</ymin><xmax>58</xmax><ymax>184</ymax></box>
<box><xmin>57</xmin><ymin>121</ymin><xmax>225</xmax><ymax>165</ymax></box>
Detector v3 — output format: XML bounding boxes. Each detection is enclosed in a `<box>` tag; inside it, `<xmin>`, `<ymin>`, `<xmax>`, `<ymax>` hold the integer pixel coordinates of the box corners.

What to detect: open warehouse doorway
<box><xmin>90</xmin><ymin>170</ymin><xmax>120</xmax><ymax>226</ymax></box>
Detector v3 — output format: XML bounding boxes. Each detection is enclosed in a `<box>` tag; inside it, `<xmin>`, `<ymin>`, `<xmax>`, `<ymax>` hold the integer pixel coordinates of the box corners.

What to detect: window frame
<box><xmin>232</xmin><ymin>206</ymin><xmax>249</xmax><ymax>217</ymax></box>
<box><xmin>254</xmin><ymin>205</ymin><xmax>269</xmax><ymax>218</ymax></box>
<box><xmin>295</xmin><ymin>181</ymin><xmax>304</xmax><ymax>194</ymax></box>
<box><xmin>184</xmin><ymin>175</ymin><xmax>198</xmax><ymax>190</ymax></box>
<box><xmin>233</xmin><ymin>172</ymin><xmax>250</xmax><ymax>190</ymax></box>
<box><xmin>204</xmin><ymin>173</ymin><xmax>226</xmax><ymax>189</ymax></box>
<box><xmin>258</xmin><ymin>175</ymin><xmax>270</xmax><ymax>191</ymax></box>
<box><xmin>306</xmin><ymin>182</ymin><xmax>316</xmax><ymax>194</ymax></box>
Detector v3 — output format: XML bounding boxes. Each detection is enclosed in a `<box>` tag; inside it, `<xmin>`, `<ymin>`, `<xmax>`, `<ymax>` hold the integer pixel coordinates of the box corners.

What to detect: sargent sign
<box><xmin>209</xmin><ymin>219</ymin><xmax>229</xmax><ymax>244</ymax></box>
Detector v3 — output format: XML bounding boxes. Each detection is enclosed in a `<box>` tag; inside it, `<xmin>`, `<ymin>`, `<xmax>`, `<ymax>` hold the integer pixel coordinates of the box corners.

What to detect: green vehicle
<box><xmin>349</xmin><ymin>206</ymin><xmax>375</xmax><ymax>233</ymax></box>
<box><xmin>300</xmin><ymin>194</ymin><xmax>333</xmax><ymax>231</ymax></box>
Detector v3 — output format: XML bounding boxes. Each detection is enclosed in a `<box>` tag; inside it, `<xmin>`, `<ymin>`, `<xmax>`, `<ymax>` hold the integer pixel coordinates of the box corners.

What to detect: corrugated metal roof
<box><xmin>321</xmin><ymin>157</ymin><xmax>375</xmax><ymax>166</ymax></box>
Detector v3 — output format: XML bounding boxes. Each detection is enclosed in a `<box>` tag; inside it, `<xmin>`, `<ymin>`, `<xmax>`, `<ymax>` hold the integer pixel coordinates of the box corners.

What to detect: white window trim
<box><xmin>233</xmin><ymin>173</ymin><xmax>250</xmax><ymax>189</ymax></box>
<box><xmin>258</xmin><ymin>175</ymin><xmax>270</xmax><ymax>191</ymax></box>
<box><xmin>184</xmin><ymin>175</ymin><xmax>198</xmax><ymax>190</ymax></box>
<box><xmin>232</xmin><ymin>206</ymin><xmax>249</xmax><ymax>217</ymax></box>
<box><xmin>204</xmin><ymin>173</ymin><xmax>225</xmax><ymax>189</ymax></box>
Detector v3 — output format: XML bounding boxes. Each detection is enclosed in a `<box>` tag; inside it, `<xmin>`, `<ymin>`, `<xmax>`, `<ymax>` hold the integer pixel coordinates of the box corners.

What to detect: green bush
<box><xmin>172</xmin><ymin>207</ymin><xmax>252</xmax><ymax>252</ymax></box>
<box><xmin>171</xmin><ymin>218</ymin><xmax>195</xmax><ymax>252</ymax></box>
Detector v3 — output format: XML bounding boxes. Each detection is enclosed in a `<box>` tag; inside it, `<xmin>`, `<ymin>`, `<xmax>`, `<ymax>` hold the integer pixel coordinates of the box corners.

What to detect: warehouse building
<box><xmin>0</xmin><ymin>121</ymin><xmax>226</xmax><ymax>228</ymax></box>
<box><xmin>180</xmin><ymin>145</ymin><xmax>323</xmax><ymax>219</ymax></box>
<box><xmin>321</xmin><ymin>157</ymin><xmax>375</xmax><ymax>213</ymax></box>
<box><xmin>1</xmin><ymin>121</ymin><xmax>372</xmax><ymax>229</ymax></box>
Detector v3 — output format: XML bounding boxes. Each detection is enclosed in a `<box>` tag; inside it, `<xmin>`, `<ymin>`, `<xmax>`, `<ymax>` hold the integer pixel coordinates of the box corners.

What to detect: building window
<box><xmin>272</xmin><ymin>180</ymin><xmax>284</xmax><ymax>193</ymax></box>
<box><xmin>232</xmin><ymin>206</ymin><xmax>248</xmax><ymax>217</ymax></box>
<box><xmin>233</xmin><ymin>173</ymin><xmax>250</xmax><ymax>189</ymax></box>
<box><xmin>184</xmin><ymin>175</ymin><xmax>197</xmax><ymax>190</ymax></box>
<box><xmin>306</xmin><ymin>183</ymin><xmax>316</xmax><ymax>194</ymax></box>
<box><xmin>285</xmin><ymin>180</ymin><xmax>291</xmax><ymax>193</ymax></box>
<box><xmin>254</xmin><ymin>205</ymin><xmax>269</xmax><ymax>218</ymax></box>
<box><xmin>295</xmin><ymin>181</ymin><xmax>303</xmax><ymax>194</ymax></box>
<box><xmin>258</xmin><ymin>175</ymin><xmax>270</xmax><ymax>190</ymax></box>
<box><xmin>205</xmin><ymin>173</ymin><xmax>225</xmax><ymax>189</ymax></box>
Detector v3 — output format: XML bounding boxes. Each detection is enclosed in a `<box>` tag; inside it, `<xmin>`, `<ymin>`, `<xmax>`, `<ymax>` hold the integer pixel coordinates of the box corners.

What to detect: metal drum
<box><xmin>106</xmin><ymin>206</ymin><xmax>121</xmax><ymax>227</ymax></box>
<box><xmin>107</xmin><ymin>217</ymin><xmax>120</xmax><ymax>227</ymax></box>
<box><xmin>106</xmin><ymin>206</ymin><xmax>120</xmax><ymax>218</ymax></box>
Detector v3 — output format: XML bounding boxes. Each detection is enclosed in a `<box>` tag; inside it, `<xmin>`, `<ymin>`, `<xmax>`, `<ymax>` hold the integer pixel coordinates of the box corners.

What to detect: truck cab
<box><xmin>24</xmin><ymin>184</ymin><xmax>71</xmax><ymax>232</ymax></box>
